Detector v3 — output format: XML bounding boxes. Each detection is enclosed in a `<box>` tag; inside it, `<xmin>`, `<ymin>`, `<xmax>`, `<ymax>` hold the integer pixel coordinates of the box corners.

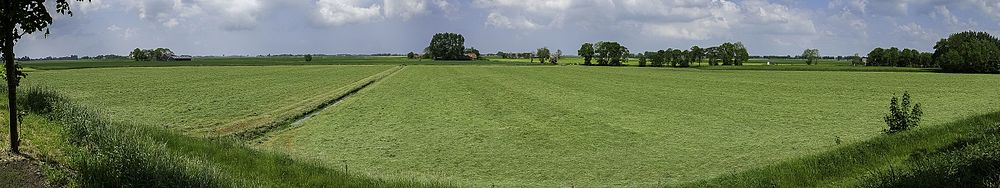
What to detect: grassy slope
<box><xmin>21</xmin><ymin>56</ymin><xmax>533</xmax><ymax>70</ymax></box>
<box><xmin>678</xmin><ymin>111</ymin><xmax>1000</xmax><ymax>187</ymax></box>
<box><xmin>23</xmin><ymin>65</ymin><xmax>393</xmax><ymax>136</ymax></box>
<box><xmin>262</xmin><ymin>66</ymin><xmax>1000</xmax><ymax>186</ymax></box>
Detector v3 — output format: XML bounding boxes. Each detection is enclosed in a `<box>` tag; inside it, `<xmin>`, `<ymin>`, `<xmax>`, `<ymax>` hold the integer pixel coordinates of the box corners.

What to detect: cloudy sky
<box><xmin>14</xmin><ymin>0</ymin><xmax>1000</xmax><ymax>57</ymax></box>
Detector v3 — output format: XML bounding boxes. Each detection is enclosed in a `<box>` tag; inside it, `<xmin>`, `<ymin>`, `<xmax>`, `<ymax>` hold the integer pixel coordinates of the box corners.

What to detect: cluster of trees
<box><xmin>129</xmin><ymin>48</ymin><xmax>175</xmax><ymax>61</ymax></box>
<box><xmin>492</xmin><ymin>51</ymin><xmax>534</xmax><ymax>59</ymax></box>
<box><xmin>933</xmin><ymin>31</ymin><xmax>1000</xmax><ymax>73</ymax></box>
<box><xmin>533</xmin><ymin>47</ymin><xmax>561</xmax><ymax>64</ymax></box>
<box><xmin>638</xmin><ymin>46</ymin><xmax>703</xmax><ymax>67</ymax></box>
<box><xmin>577</xmin><ymin>41</ymin><xmax>630</xmax><ymax>66</ymax></box>
<box><xmin>866</xmin><ymin>47</ymin><xmax>933</xmax><ymax>67</ymax></box>
<box><xmin>426</xmin><ymin>33</ymin><xmax>467</xmax><ymax>60</ymax></box>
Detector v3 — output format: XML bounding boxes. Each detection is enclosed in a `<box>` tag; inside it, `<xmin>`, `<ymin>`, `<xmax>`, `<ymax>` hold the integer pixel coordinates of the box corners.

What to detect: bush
<box><xmin>304</xmin><ymin>54</ymin><xmax>313</xmax><ymax>62</ymax></box>
<box><xmin>884</xmin><ymin>92</ymin><xmax>922</xmax><ymax>133</ymax></box>
<box><xmin>934</xmin><ymin>31</ymin><xmax>1000</xmax><ymax>73</ymax></box>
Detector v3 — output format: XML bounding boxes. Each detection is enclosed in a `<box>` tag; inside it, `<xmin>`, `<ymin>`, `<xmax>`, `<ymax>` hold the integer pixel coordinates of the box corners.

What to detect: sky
<box><xmin>13</xmin><ymin>0</ymin><xmax>1000</xmax><ymax>57</ymax></box>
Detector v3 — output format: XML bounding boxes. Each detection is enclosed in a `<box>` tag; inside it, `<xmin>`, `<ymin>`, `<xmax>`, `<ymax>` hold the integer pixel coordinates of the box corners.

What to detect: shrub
<box><xmin>884</xmin><ymin>92</ymin><xmax>922</xmax><ymax>133</ymax></box>
<box><xmin>304</xmin><ymin>54</ymin><xmax>313</xmax><ymax>62</ymax></box>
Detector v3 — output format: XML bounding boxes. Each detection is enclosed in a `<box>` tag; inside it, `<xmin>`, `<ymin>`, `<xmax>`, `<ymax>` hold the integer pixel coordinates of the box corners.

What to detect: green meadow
<box><xmin>4</xmin><ymin>57</ymin><xmax>999</xmax><ymax>187</ymax></box>
<box><xmin>259</xmin><ymin>66</ymin><xmax>1000</xmax><ymax>186</ymax></box>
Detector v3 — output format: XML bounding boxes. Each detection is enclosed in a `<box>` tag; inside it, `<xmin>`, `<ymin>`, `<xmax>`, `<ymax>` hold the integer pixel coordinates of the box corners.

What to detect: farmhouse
<box><xmin>465</xmin><ymin>52</ymin><xmax>478</xmax><ymax>60</ymax></box>
<box><xmin>172</xmin><ymin>55</ymin><xmax>193</xmax><ymax>61</ymax></box>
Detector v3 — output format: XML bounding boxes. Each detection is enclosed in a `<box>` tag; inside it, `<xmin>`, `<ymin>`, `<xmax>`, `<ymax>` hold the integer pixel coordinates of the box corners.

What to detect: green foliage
<box><xmin>535</xmin><ymin>47</ymin><xmax>550</xmax><ymax>64</ymax></box>
<box><xmin>851</xmin><ymin>53</ymin><xmax>864</xmax><ymax>66</ymax></box>
<box><xmin>637</xmin><ymin>53</ymin><xmax>647</xmax><ymax>67</ymax></box>
<box><xmin>934</xmin><ymin>31</ymin><xmax>1000</xmax><ymax>73</ymax></box>
<box><xmin>591</xmin><ymin>41</ymin><xmax>628</xmax><ymax>66</ymax></box>
<box><xmin>578</xmin><ymin>43</ymin><xmax>595</xmax><ymax>65</ymax></box>
<box><xmin>885</xmin><ymin>92</ymin><xmax>923</xmax><ymax>134</ymax></box>
<box><xmin>862</xmin><ymin>122</ymin><xmax>1000</xmax><ymax>187</ymax></box>
<box><xmin>801</xmin><ymin>49</ymin><xmax>819</xmax><ymax>65</ymax></box>
<box><xmin>304</xmin><ymin>54</ymin><xmax>312</xmax><ymax>62</ymax></box>
<box><xmin>128</xmin><ymin>48</ymin><xmax>174</xmax><ymax>61</ymax></box>
<box><xmin>428</xmin><ymin>33</ymin><xmax>466</xmax><ymax>60</ymax></box>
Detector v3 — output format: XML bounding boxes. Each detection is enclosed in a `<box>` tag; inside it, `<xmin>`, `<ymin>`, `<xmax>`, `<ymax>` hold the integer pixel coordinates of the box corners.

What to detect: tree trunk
<box><xmin>3</xmin><ymin>24</ymin><xmax>18</xmax><ymax>154</ymax></box>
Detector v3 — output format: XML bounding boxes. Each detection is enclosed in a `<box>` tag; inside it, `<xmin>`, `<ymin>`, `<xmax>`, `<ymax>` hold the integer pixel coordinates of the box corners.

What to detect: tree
<box><xmin>427</xmin><ymin>33</ymin><xmax>466</xmax><ymax>60</ymax></box>
<box><xmin>637</xmin><ymin>53</ymin><xmax>647</xmax><ymax>67</ymax></box>
<box><xmin>536</xmin><ymin>47</ymin><xmax>550</xmax><ymax>64</ymax></box>
<box><xmin>934</xmin><ymin>31</ymin><xmax>1000</xmax><ymax>73</ymax></box>
<box><xmin>130</xmin><ymin>48</ymin><xmax>147</xmax><ymax>61</ymax></box>
<box><xmin>690</xmin><ymin>46</ymin><xmax>704</xmax><ymax>66</ymax></box>
<box><xmin>651</xmin><ymin>50</ymin><xmax>666</xmax><ymax>67</ymax></box>
<box><xmin>734</xmin><ymin>42</ymin><xmax>749</xmax><ymax>66</ymax></box>
<box><xmin>578</xmin><ymin>43</ymin><xmax>595</xmax><ymax>65</ymax></box>
<box><xmin>706</xmin><ymin>47</ymin><xmax>720</xmax><ymax>66</ymax></box>
<box><xmin>3</xmin><ymin>0</ymin><xmax>87</xmax><ymax>153</ymax></box>
<box><xmin>802</xmin><ymin>49</ymin><xmax>820</xmax><ymax>65</ymax></box>
<box><xmin>884</xmin><ymin>92</ymin><xmax>922</xmax><ymax>133</ymax></box>
<box><xmin>594</xmin><ymin>41</ymin><xmax>628</xmax><ymax>66</ymax></box>
<box><xmin>304</xmin><ymin>54</ymin><xmax>313</xmax><ymax>62</ymax></box>
<box><xmin>850</xmin><ymin>53</ymin><xmax>863</xmax><ymax>66</ymax></box>
<box><xmin>406</xmin><ymin>52</ymin><xmax>416</xmax><ymax>59</ymax></box>
<box><xmin>551</xmin><ymin>49</ymin><xmax>561</xmax><ymax>65</ymax></box>
<box><xmin>868</xmin><ymin>48</ymin><xmax>884</xmax><ymax>66</ymax></box>
<box><xmin>719</xmin><ymin>43</ymin><xmax>735</xmax><ymax>65</ymax></box>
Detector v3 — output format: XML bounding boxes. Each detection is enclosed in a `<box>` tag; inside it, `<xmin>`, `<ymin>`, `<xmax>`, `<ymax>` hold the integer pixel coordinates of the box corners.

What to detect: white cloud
<box><xmin>73</xmin><ymin>0</ymin><xmax>110</xmax><ymax>13</ymax></box>
<box><xmin>123</xmin><ymin>0</ymin><xmax>265</xmax><ymax>30</ymax></box>
<box><xmin>314</xmin><ymin>0</ymin><xmax>381</xmax><ymax>26</ymax></box>
<box><xmin>486</xmin><ymin>12</ymin><xmax>540</xmax><ymax>30</ymax></box>
<box><xmin>384</xmin><ymin>0</ymin><xmax>429</xmax><ymax>20</ymax></box>
<box><xmin>896</xmin><ymin>22</ymin><xmax>938</xmax><ymax>41</ymax></box>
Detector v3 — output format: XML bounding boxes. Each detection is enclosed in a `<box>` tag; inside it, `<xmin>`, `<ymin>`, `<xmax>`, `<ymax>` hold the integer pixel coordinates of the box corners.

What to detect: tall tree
<box><xmin>734</xmin><ymin>42</ymin><xmax>749</xmax><ymax>66</ymax></box>
<box><xmin>802</xmin><ymin>49</ymin><xmax>820</xmax><ymax>65</ymax></box>
<box><xmin>868</xmin><ymin>48</ymin><xmax>884</xmax><ymax>66</ymax></box>
<box><xmin>2</xmin><ymin>0</ymin><xmax>87</xmax><ymax>154</ymax></box>
<box><xmin>578</xmin><ymin>43</ymin><xmax>595</xmax><ymax>65</ymax></box>
<box><xmin>934</xmin><ymin>31</ymin><xmax>1000</xmax><ymax>73</ymax></box>
<box><xmin>690</xmin><ymin>46</ymin><xmax>704</xmax><ymax>66</ymax></box>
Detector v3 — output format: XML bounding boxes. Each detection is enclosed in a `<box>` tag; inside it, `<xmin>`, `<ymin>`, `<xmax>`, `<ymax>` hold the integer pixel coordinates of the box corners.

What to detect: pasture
<box><xmin>23</xmin><ymin>65</ymin><xmax>394</xmax><ymax>136</ymax></box>
<box><xmin>9</xmin><ymin>58</ymin><xmax>1000</xmax><ymax>187</ymax></box>
<box><xmin>260</xmin><ymin>66</ymin><xmax>1000</xmax><ymax>186</ymax></box>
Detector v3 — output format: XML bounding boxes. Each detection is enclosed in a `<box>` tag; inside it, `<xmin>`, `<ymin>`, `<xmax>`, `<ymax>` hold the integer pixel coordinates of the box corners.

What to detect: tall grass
<box><xmin>14</xmin><ymin>87</ymin><xmax>454</xmax><ymax>187</ymax></box>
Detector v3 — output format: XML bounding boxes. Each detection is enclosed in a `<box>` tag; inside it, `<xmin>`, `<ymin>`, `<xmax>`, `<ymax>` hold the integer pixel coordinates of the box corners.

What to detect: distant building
<box><xmin>172</xmin><ymin>55</ymin><xmax>193</xmax><ymax>61</ymax></box>
<box><xmin>465</xmin><ymin>53</ymin><xmax>478</xmax><ymax>60</ymax></box>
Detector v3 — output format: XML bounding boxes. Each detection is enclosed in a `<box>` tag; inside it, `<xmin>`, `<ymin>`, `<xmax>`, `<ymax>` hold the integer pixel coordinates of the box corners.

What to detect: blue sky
<box><xmin>14</xmin><ymin>0</ymin><xmax>1000</xmax><ymax>57</ymax></box>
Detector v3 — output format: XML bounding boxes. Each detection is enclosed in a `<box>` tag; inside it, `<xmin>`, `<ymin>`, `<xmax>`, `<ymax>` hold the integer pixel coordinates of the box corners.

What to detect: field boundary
<box><xmin>215</xmin><ymin>65</ymin><xmax>405</xmax><ymax>140</ymax></box>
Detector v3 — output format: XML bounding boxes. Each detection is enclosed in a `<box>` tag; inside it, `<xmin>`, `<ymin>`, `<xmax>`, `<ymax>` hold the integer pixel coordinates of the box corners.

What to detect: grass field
<box><xmin>21</xmin><ymin>56</ymin><xmax>532</xmax><ymax>70</ymax></box>
<box><xmin>23</xmin><ymin>65</ymin><xmax>395</xmax><ymax>136</ymax></box>
<box><xmin>8</xmin><ymin>57</ymin><xmax>1000</xmax><ymax>187</ymax></box>
<box><xmin>259</xmin><ymin>66</ymin><xmax>1000</xmax><ymax>187</ymax></box>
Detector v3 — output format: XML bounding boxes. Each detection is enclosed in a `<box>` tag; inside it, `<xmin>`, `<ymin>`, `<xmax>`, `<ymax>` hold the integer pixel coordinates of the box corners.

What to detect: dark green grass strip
<box><xmin>676</xmin><ymin>111</ymin><xmax>1000</xmax><ymax>187</ymax></box>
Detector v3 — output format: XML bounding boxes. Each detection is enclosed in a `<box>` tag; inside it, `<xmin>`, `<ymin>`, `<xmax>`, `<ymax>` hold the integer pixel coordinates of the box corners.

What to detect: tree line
<box><xmin>129</xmin><ymin>48</ymin><xmax>176</xmax><ymax>61</ymax></box>
<box><xmin>865</xmin><ymin>31</ymin><xmax>999</xmax><ymax>73</ymax></box>
<box><xmin>632</xmin><ymin>42</ymin><xmax>748</xmax><ymax>67</ymax></box>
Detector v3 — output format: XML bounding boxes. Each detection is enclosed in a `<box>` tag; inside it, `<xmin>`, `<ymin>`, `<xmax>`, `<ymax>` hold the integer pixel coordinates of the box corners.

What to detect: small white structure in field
<box><xmin>766</xmin><ymin>61</ymin><xmax>772</xmax><ymax>65</ymax></box>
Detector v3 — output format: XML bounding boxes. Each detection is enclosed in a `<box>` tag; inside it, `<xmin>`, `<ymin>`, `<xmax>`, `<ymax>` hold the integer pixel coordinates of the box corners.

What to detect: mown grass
<box><xmin>1</xmin><ymin>87</ymin><xmax>455</xmax><ymax>187</ymax></box>
<box><xmin>24</xmin><ymin>65</ymin><xmax>394</xmax><ymax>136</ymax></box>
<box><xmin>263</xmin><ymin>66</ymin><xmax>1000</xmax><ymax>187</ymax></box>
<box><xmin>21</xmin><ymin>56</ymin><xmax>532</xmax><ymax>70</ymax></box>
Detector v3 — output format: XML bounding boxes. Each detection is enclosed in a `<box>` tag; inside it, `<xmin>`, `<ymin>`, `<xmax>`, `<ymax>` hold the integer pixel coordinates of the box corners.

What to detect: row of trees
<box><xmin>866</xmin><ymin>47</ymin><xmax>933</xmax><ymax>67</ymax></box>
<box><xmin>129</xmin><ymin>48</ymin><xmax>175</xmax><ymax>61</ymax></box>
<box><xmin>577</xmin><ymin>41</ymin><xmax>630</xmax><ymax>66</ymax></box>
<box><xmin>863</xmin><ymin>31</ymin><xmax>999</xmax><ymax>73</ymax></box>
<box><xmin>634</xmin><ymin>42</ymin><xmax>749</xmax><ymax>67</ymax></box>
<box><xmin>534</xmin><ymin>47</ymin><xmax>562</xmax><ymax>65</ymax></box>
